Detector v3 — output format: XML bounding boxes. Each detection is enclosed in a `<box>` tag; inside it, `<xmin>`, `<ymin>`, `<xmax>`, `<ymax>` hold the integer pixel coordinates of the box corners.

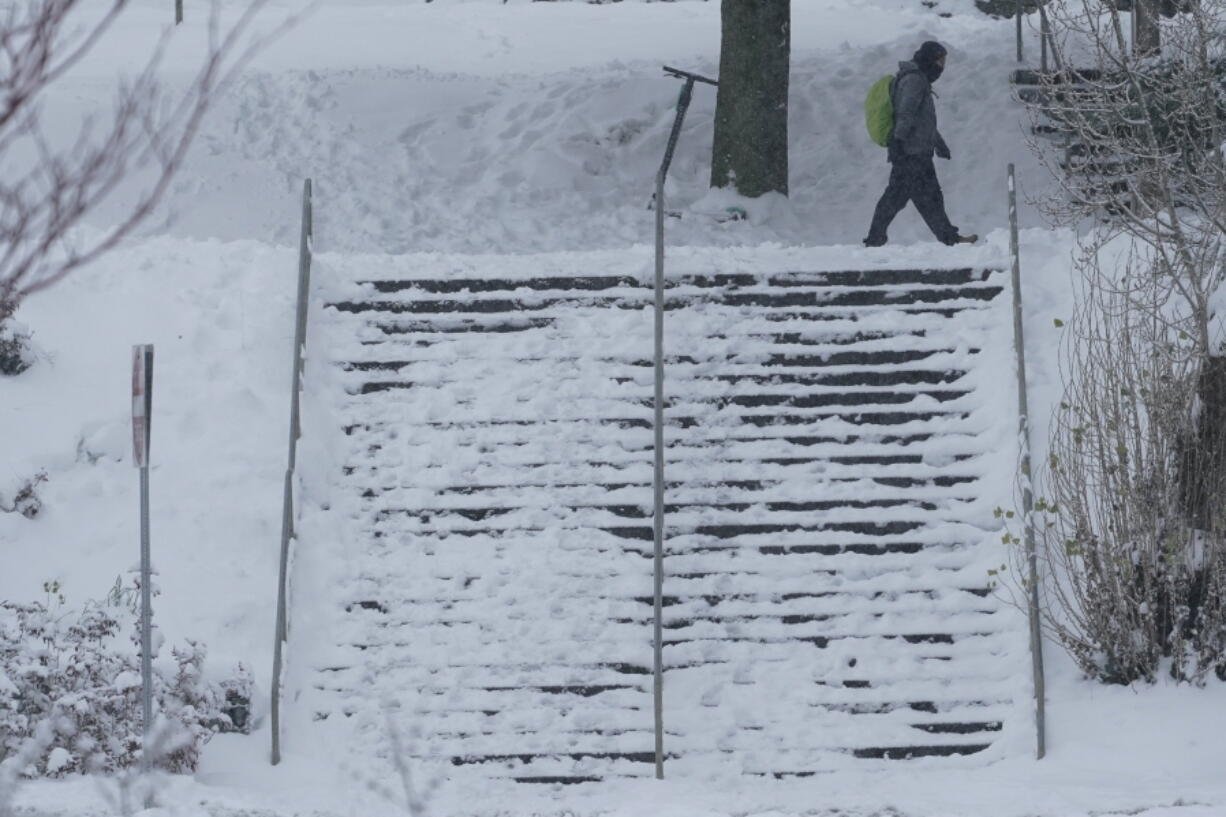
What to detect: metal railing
<box><xmin>1017</xmin><ymin>0</ymin><xmax>1053</xmax><ymax>72</ymax></box>
<box><xmin>651</xmin><ymin>65</ymin><xmax>718</xmax><ymax>780</ymax></box>
<box><xmin>1008</xmin><ymin>164</ymin><xmax>1047</xmax><ymax>760</ymax></box>
<box><xmin>271</xmin><ymin>178</ymin><xmax>313</xmax><ymax>766</ymax></box>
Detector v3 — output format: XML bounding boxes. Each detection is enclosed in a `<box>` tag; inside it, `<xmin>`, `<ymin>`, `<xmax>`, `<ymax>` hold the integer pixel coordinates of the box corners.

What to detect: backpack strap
<box><xmin>889</xmin><ymin>66</ymin><xmax>923</xmax><ymax>106</ymax></box>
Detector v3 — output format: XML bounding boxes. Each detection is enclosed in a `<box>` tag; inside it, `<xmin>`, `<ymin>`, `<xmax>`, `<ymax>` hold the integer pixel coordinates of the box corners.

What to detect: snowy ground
<box><xmin>2</xmin><ymin>0</ymin><xmax>1225</xmax><ymax>815</ymax></box>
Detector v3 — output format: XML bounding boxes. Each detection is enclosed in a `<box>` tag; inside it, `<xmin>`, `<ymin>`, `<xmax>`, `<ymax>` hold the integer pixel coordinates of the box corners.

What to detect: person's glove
<box><xmin>887</xmin><ymin>139</ymin><xmax>903</xmax><ymax>164</ymax></box>
<box><xmin>935</xmin><ymin>142</ymin><xmax>952</xmax><ymax>160</ymax></box>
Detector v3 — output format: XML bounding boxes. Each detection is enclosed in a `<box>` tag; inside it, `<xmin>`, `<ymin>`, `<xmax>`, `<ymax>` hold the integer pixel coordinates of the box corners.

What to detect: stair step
<box><xmin>344</xmin><ymin>312</ymin><xmax>998</xmax><ymax>348</ymax></box>
<box><xmin>346</xmin><ymin>306</ymin><xmax>995</xmax><ymax>340</ymax></box>
<box><xmin>342</xmin><ymin>568</ymin><xmax>994</xmax><ymax>609</ymax></box>
<box><xmin>357</xmin><ymin>268</ymin><xmax>995</xmax><ymax>294</ymax></box>
<box><xmin>362</xmin><ymin>496</ymin><xmax>967</xmax><ymax>517</ymax></box>
<box><xmin>363</xmin><ymin>317</ymin><xmax>557</xmax><ymax>334</ymax></box>
<box><xmin>340</xmin><ymin>597</ymin><xmax>999</xmax><ymax>633</ymax></box>
<box><xmin>329</xmin><ymin>636</ymin><xmax>1014</xmax><ymax>676</ymax></box>
<box><xmin>329</xmin><ymin>286</ymin><xmax>1001</xmax><ymax>316</ymax></box>
<box><xmin>1010</xmin><ymin>67</ymin><xmax>1103</xmax><ymax>85</ymax></box>
<box><xmin>344</xmin><ymin>468</ymin><xmax>984</xmax><ymax>493</ymax></box>
<box><xmin>336</xmin><ymin>347</ymin><xmax>980</xmax><ymax>374</ymax></box>
<box><xmin>341</xmin><ymin>408</ymin><xmax>975</xmax><ymax>428</ymax></box>
<box><xmin>363</xmin><ymin>274</ymin><xmax>642</xmax><ymax>294</ymax></box>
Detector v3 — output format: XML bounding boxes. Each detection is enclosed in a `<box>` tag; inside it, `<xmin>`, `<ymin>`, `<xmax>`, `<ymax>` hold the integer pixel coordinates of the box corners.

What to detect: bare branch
<box><xmin>0</xmin><ymin>0</ymin><xmax>301</xmax><ymax>319</ymax></box>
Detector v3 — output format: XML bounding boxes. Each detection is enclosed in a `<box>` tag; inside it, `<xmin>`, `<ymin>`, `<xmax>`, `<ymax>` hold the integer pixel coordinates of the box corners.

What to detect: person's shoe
<box><xmin>943</xmin><ymin>233</ymin><xmax>978</xmax><ymax>245</ymax></box>
<box><xmin>863</xmin><ymin>236</ymin><xmax>886</xmax><ymax>248</ymax></box>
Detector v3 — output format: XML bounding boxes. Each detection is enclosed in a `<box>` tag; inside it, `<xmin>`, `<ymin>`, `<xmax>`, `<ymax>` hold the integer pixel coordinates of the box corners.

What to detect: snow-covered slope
<box><xmin>79</xmin><ymin>0</ymin><xmax>1051</xmax><ymax>254</ymax></box>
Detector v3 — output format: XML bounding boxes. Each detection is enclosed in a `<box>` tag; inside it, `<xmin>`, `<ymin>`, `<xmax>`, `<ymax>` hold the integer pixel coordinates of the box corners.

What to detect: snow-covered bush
<box><xmin>0</xmin><ymin>471</ymin><xmax>47</xmax><ymax>519</ymax></box>
<box><xmin>1017</xmin><ymin>0</ymin><xmax>1226</xmax><ymax>685</ymax></box>
<box><xmin>1022</xmin><ymin>245</ymin><xmax>1226</xmax><ymax>685</ymax></box>
<box><xmin>0</xmin><ymin>319</ymin><xmax>32</xmax><ymax>376</ymax></box>
<box><xmin>0</xmin><ymin>586</ymin><xmax>252</xmax><ymax>777</ymax></box>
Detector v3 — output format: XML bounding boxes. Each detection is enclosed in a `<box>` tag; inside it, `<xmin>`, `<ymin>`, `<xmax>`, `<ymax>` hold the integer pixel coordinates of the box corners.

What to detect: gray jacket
<box><xmin>890</xmin><ymin>61</ymin><xmax>949</xmax><ymax>158</ymax></box>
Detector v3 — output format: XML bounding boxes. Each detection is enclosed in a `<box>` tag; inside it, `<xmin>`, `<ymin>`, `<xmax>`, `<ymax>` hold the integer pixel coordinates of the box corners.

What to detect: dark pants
<box><xmin>865</xmin><ymin>155</ymin><xmax>958</xmax><ymax>245</ymax></box>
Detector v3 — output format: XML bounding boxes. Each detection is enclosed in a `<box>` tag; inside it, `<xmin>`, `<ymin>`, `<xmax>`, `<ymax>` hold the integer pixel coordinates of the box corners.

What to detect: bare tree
<box><xmin>1017</xmin><ymin>0</ymin><xmax>1226</xmax><ymax>682</ymax></box>
<box><xmin>0</xmin><ymin>0</ymin><xmax>289</xmax><ymax>324</ymax></box>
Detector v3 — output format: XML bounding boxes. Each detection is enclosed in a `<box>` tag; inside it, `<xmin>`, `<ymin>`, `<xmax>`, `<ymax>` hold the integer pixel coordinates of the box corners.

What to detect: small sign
<box><xmin>132</xmin><ymin>345</ymin><xmax>154</xmax><ymax>468</ymax></box>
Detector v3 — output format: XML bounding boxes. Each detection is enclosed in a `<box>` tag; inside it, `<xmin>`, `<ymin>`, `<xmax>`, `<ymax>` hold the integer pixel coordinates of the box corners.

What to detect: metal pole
<box><xmin>131</xmin><ymin>345</ymin><xmax>154</xmax><ymax>770</ymax></box>
<box><xmin>1017</xmin><ymin>0</ymin><xmax>1024</xmax><ymax>63</ymax></box>
<box><xmin>1040</xmin><ymin>4</ymin><xmax>1050</xmax><ymax>74</ymax></box>
<box><xmin>649</xmin><ymin>66</ymin><xmax>716</xmax><ymax>781</ymax></box>
<box><xmin>1131</xmin><ymin>0</ymin><xmax>1137</xmax><ymax>55</ymax></box>
<box><xmin>1009</xmin><ymin>164</ymin><xmax>1047</xmax><ymax>760</ymax></box>
<box><xmin>139</xmin><ymin>465</ymin><xmax>152</xmax><ymax>758</ymax></box>
<box><xmin>271</xmin><ymin>178</ymin><xmax>313</xmax><ymax>766</ymax></box>
<box><xmin>652</xmin><ymin>84</ymin><xmax>692</xmax><ymax>782</ymax></box>
<box><xmin>175</xmin><ymin>0</ymin><xmax>183</xmax><ymax>24</ymax></box>
<box><xmin>652</xmin><ymin>155</ymin><xmax>666</xmax><ymax>780</ymax></box>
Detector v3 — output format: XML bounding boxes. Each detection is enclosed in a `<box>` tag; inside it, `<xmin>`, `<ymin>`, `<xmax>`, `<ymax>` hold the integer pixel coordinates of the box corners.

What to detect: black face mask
<box><xmin>922</xmin><ymin>62</ymin><xmax>944</xmax><ymax>83</ymax></box>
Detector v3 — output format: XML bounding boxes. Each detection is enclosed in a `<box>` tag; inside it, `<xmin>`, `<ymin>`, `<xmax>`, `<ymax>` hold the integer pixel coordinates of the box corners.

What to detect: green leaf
<box><xmin>1054</xmin><ymin>318</ymin><xmax>1065</xmax><ymax>327</ymax></box>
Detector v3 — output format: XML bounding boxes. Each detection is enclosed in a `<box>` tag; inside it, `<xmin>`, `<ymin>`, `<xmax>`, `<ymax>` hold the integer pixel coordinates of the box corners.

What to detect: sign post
<box><xmin>132</xmin><ymin>344</ymin><xmax>155</xmax><ymax>768</ymax></box>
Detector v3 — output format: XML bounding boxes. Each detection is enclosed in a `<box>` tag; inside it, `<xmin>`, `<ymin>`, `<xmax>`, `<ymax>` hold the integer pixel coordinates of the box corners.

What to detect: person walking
<box><xmin>863</xmin><ymin>41</ymin><xmax>976</xmax><ymax>248</ymax></box>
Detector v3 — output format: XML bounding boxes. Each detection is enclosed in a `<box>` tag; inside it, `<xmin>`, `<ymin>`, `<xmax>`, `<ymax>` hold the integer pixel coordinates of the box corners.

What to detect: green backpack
<box><xmin>864</xmin><ymin>74</ymin><xmax>896</xmax><ymax>147</ymax></box>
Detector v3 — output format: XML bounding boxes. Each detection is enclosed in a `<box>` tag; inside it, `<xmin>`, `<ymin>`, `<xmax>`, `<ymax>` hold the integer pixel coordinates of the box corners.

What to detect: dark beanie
<box><xmin>913</xmin><ymin>40</ymin><xmax>948</xmax><ymax>66</ymax></box>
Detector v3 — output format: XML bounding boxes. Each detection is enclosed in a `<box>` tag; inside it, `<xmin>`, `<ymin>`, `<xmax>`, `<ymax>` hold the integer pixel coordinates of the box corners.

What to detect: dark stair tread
<box><xmin>357</xmin><ymin>268</ymin><xmax>1000</xmax><ymax>294</ymax></box>
<box><xmin>451</xmin><ymin>751</ymin><xmax>657</xmax><ymax>767</ymax></box>
<box><xmin>366</xmin><ymin>497</ymin><xmax>963</xmax><ymax>519</ymax></box>
<box><xmin>852</xmin><ymin>743</ymin><xmax>992</xmax><ymax>759</ymax></box>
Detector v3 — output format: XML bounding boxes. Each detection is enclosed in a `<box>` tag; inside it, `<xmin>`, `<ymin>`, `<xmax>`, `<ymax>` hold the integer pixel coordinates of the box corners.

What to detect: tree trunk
<box><xmin>1135</xmin><ymin>0</ymin><xmax>1161</xmax><ymax>56</ymax></box>
<box><xmin>710</xmin><ymin>0</ymin><xmax>790</xmax><ymax>197</ymax></box>
<box><xmin>1180</xmin><ymin>355</ymin><xmax>1226</xmax><ymax>532</ymax></box>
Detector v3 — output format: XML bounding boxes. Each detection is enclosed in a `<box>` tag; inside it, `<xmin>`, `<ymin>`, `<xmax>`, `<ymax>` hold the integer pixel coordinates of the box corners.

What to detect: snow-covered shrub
<box><xmin>0</xmin><ymin>471</ymin><xmax>47</xmax><ymax>519</ymax></box>
<box><xmin>0</xmin><ymin>319</ymin><xmax>32</xmax><ymax>376</ymax></box>
<box><xmin>0</xmin><ymin>586</ymin><xmax>252</xmax><ymax>777</ymax></box>
<box><xmin>1017</xmin><ymin>0</ymin><xmax>1226</xmax><ymax>685</ymax></box>
<box><xmin>1022</xmin><ymin>248</ymin><xmax>1226</xmax><ymax>684</ymax></box>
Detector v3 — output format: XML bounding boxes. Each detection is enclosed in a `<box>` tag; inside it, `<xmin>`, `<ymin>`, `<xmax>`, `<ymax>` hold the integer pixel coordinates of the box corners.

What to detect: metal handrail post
<box><xmin>650</xmin><ymin>65</ymin><xmax>716</xmax><ymax>781</ymax></box>
<box><xmin>1009</xmin><ymin>164</ymin><xmax>1047</xmax><ymax>760</ymax></box>
<box><xmin>1040</xmin><ymin>4</ymin><xmax>1050</xmax><ymax>74</ymax></box>
<box><xmin>652</xmin><ymin>156</ymin><xmax>667</xmax><ymax>781</ymax></box>
<box><xmin>651</xmin><ymin>79</ymin><xmax>690</xmax><ymax>784</ymax></box>
<box><xmin>1017</xmin><ymin>0</ymin><xmax>1024</xmax><ymax>63</ymax></box>
<box><xmin>271</xmin><ymin>178</ymin><xmax>313</xmax><ymax>766</ymax></box>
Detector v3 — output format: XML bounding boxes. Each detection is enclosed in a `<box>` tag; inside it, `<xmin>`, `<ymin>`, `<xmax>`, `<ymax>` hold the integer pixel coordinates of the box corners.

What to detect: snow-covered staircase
<box><xmin>297</xmin><ymin>247</ymin><xmax>1025</xmax><ymax>782</ymax></box>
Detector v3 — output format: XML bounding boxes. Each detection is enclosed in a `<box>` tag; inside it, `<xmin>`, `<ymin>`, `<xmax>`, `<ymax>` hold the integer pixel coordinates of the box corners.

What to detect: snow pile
<box><xmin>68</xmin><ymin>0</ymin><xmax>1052</xmax><ymax>254</ymax></box>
